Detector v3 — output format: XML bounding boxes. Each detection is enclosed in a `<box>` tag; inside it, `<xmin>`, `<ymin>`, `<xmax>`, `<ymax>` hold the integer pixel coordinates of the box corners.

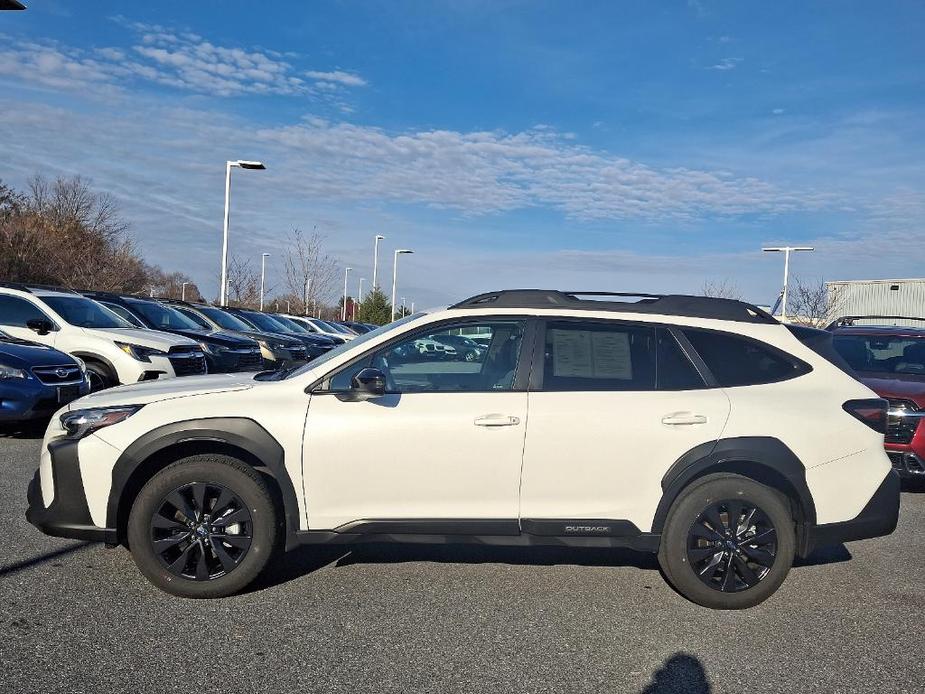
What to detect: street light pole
<box><xmin>372</xmin><ymin>234</ymin><xmax>385</xmax><ymax>289</ymax></box>
<box><xmin>358</xmin><ymin>277</ymin><xmax>365</xmax><ymax>303</ymax></box>
<box><xmin>259</xmin><ymin>252</ymin><xmax>270</xmax><ymax>311</ymax></box>
<box><xmin>342</xmin><ymin>267</ymin><xmax>352</xmax><ymax>321</ymax></box>
<box><xmin>220</xmin><ymin>159</ymin><xmax>266</xmax><ymax>306</ymax></box>
<box><xmin>762</xmin><ymin>246</ymin><xmax>814</xmax><ymax>322</ymax></box>
<box><xmin>390</xmin><ymin>249</ymin><xmax>414</xmax><ymax>321</ymax></box>
<box><xmin>181</xmin><ymin>282</ymin><xmax>190</xmax><ymax>301</ymax></box>
<box><xmin>303</xmin><ymin>278</ymin><xmax>311</xmax><ymax>316</ymax></box>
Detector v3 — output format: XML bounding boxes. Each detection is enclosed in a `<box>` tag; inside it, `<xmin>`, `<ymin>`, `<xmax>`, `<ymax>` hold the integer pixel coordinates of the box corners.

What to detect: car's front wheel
<box><xmin>127</xmin><ymin>454</ymin><xmax>279</xmax><ymax>598</ymax></box>
<box><xmin>658</xmin><ymin>473</ymin><xmax>795</xmax><ymax>609</ymax></box>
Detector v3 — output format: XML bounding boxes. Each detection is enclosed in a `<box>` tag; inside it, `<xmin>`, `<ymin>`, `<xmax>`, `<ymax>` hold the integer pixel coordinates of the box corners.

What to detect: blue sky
<box><xmin>1</xmin><ymin>1</ymin><xmax>923</xmax><ymax>307</ymax></box>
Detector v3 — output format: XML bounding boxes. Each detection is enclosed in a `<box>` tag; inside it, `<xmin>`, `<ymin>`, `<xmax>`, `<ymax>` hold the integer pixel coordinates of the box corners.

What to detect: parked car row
<box><xmin>0</xmin><ymin>282</ymin><xmax>369</xmax><ymax>421</ymax></box>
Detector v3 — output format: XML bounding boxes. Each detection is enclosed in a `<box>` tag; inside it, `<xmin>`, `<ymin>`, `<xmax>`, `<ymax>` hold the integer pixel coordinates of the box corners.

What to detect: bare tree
<box><xmin>282</xmin><ymin>227</ymin><xmax>339</xmax><ymax>315</ymax></box>
<box><xmin>224</xmin><ymin>255</ymin><xmax>260</xmax><ymax>308</ymax></box>
<box><xmin>787</xmin><ymin>278</ymin><xmax>843</xmax><ymax>327</ymax></box>
<box><xmin>701</xmin><ymin>279</ymin><xmax>743</xmax><ymax>300</ymax></box>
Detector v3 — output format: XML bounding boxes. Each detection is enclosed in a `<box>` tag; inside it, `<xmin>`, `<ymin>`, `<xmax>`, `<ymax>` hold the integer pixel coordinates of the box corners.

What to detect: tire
<box><xmin>127</xmin><ymin>454</ymin><xmax>279</xmax><ymax>598</ymax></box>
<box><xmin>658</xmin><ymin>473</ymin><xmax>795</xmax><ymax>610</ymax></box>
<box><xmin>85</xmin><ymin>361</ymin><xmax>117</xmax><ymax>392</ymax></box>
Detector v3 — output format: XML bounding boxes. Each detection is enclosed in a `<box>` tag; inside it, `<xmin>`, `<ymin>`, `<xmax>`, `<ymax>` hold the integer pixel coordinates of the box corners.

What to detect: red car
<box><xmin>829</xmin><ymin>316</ymin><xmax>925</xmax><ymax>478</ymax></box>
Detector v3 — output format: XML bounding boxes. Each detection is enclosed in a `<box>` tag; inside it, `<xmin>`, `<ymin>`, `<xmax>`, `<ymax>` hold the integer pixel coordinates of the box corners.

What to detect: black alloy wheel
<box><xmin>686</xmin><ymin>500</ymin><xmax>777</xmax><ymax>593</ymax></box>
<box><xmin>150</xmin><ymin>482</ymin><xmax>253</xmax><ymax>581</ymax></box>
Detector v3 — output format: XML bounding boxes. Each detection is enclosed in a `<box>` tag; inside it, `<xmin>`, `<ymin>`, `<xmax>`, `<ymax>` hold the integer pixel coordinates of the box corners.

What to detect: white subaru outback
<box><xmin>27</xmin><ymin>290</ymin><xmax>900</xmax><ymax>609</ymax></box>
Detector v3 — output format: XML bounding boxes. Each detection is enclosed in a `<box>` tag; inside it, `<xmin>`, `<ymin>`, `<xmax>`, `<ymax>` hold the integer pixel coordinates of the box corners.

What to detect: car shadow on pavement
<box><xmin>251</xmin><ymin>542</ymin><xmax>661</xmax><ymax>592</ymax></box>
<box><xmin>793</xmin><ymin>543</ymin><xmax>852</xmax><ymax>568</ymax></box>
<box><xmin>0</xmin><ymin>541</ymin><xmax>90</xmax><ymax>578</ymax></box>
<box><xmin>0</xmin><ymin>420</ymin><xmax>48</xmax><ymax>440</ymax></box>
<box><xmin>639</xmin><ymin>652</ymin><xmax>711</xmax><ymax>694</ymax></box>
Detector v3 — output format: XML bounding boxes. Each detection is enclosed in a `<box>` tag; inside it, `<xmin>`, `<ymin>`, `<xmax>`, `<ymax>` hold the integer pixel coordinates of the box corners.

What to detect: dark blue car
<box><xmin>0</xmin><ymin>329</ymin><xmax>89</xmax><ymax>421</ymax></box>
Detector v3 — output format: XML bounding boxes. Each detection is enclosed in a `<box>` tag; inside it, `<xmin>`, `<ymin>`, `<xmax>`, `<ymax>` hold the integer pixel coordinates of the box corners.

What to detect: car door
<box><xmin>302</xmin><ymin>318</ymin><xmax>534</xmax><ymax>531</ymax></box>
<box><xmin>0</xmin><ymin>295</ymin><xmax>59</xmax><ymax>346</ymax></box>
<box><xmin>519</xmin><ymin>319</ymin><xmax>730</xmax><ymax>534</ymax></box>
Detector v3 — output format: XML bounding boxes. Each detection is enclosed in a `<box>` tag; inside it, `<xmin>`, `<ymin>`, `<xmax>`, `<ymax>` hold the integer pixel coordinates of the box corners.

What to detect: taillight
<box><xmin>843</xmin><ymin>398</ymin><xmax>889</xmax><ymax>434</ymax></box>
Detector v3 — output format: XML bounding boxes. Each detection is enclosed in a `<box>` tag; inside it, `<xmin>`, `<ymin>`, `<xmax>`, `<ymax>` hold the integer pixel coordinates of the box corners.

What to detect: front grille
<box><xmin>168</xmin><ymin>347</ymin><xmax>207</xmax><ymax>377</ymax></box>
<box><xmin>31</xmin><ymin>364</ymin><xmax>82</xmax><ymax>384</ymax></box>
<box><xmin>887</xmin><ymin>451</ymin><xmax>905</xmax><ymax>470</ymax></box>
<box><xmin>232</xmin><ymin>349</ymin><xmax>263</xmax><ymax>372</ymax></box>
<box><xmin>288</xmin><ymin>346</ymin><xmax>308</xmax><ymax>361</ymax></box>
<box><xmin>886</xmin><ymin>399</ymin><xmax>921</xmax><ymax>444</ymax></box>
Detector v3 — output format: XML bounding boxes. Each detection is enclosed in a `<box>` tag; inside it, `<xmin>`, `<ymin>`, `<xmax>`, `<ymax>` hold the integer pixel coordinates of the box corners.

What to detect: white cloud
<box><xmin>0</xmin><ymin>23</ymin><xmax>366</xmax><ymax>100</ymax></box>
<box><xmin>709</xmin><ymin>58</ymin><xmax>742</xmax><ymax>71</ymax></box>
<box><xmin>304</xmin><ymin>70</ymin><xmax>367</xmax><ymax>87</ymax></box>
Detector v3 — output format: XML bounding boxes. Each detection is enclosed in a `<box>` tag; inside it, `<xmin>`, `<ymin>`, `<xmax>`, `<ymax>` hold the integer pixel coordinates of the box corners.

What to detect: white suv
<box><xmin>26</xmin><ymin>290</ymin><xmax>900</xmax><ymax>609</ymax></box>
<box><xmin>0</xmin><ymin>284</ymin><xmax>206</xmax><ymax>390</ymax></box>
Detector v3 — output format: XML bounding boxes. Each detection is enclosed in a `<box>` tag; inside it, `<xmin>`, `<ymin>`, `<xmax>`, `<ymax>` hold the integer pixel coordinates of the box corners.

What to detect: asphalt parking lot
<box><xmin>1</xmin><ymin>429</ymin><xmax>923</xmax><ymax>694</ymax></box>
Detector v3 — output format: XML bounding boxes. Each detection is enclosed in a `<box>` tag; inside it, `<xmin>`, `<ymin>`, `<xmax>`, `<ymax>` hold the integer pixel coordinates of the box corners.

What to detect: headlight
<box><xmin>115</xmin><ymin>342</ymin><xmax>168</xmax><ymax>362</ymax></box>
<box><xmin>60</xmin><ymin>405</ymin><xmax>143</xmax><ymax>439</ymax></box>
<box><xmin>198</xmin><ymin>341</ymin><xmax>227</xmax><ymax>355</ymax></box>
<box><xmin>257</xmin><ymin>339</ymin><xmax>287</xmax><ymax>352</ymax></box>
<box><xmin>0</xmin><ymin>364</ymin><xmax>27</xmax><ymax>380</ymax></box>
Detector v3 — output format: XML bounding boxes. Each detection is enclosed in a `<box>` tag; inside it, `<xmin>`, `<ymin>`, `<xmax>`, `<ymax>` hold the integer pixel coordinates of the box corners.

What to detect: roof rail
<box><xmin>0</xmin><ymin>281</ymin><xmax>79</xmax><ymax>295</ymax></box>
<box><xmin>449</xmin><ymin>289</ymin><xmax>778</xmax><ymax>324</ymax></box>
<box><xmin>826</xmin><ymin>315</ymin><xmax>925</xmax><ymax>330</ymax></box>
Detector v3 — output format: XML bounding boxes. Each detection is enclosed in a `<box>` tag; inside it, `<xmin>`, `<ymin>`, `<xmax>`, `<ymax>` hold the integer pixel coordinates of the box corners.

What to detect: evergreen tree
<box><xmin>356</xmin><ymin>287</ymin><xmax>393</xmax><ymax>325</ymax></box>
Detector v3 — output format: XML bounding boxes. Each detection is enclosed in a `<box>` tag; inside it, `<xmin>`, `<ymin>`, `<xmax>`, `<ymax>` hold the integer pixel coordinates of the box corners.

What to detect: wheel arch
<box><xmin>652</xmin><ymin>437</ymin><xmax>817</xmax><ymax>556</ymax></box>
<box><xmin>107</xmin><ymin>418</ymin><xmax>301</xmax><ymax>550</ymax></box>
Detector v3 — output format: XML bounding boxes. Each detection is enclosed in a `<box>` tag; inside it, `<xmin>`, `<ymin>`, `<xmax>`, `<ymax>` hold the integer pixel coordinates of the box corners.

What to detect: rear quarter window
<box><xmin>683</xmin><ymin>329</ymin><xmax>809</xmax><ymax>387</ymax></box>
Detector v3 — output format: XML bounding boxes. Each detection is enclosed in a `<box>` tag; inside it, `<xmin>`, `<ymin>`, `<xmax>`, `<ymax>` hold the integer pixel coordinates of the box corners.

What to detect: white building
<box><xmin>826</xmin><ymin>278</ymin><xmax>925</xmax><ymax>327</ymax></box>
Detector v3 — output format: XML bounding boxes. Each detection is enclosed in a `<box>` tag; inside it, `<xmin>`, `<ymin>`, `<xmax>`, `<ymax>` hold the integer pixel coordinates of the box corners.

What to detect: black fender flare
<box><xmin>107</xmin><ymin>417</ymin><xmax>301</xmax><ymax>548</ymax></box>
<box><xmin>652</xmin><ymin>437</ymin><xmax>817</xmax><ymax>552</ymax></box>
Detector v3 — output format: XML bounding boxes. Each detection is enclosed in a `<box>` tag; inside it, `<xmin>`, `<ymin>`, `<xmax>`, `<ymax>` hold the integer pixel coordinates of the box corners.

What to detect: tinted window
<box><xmin>542</xmin><ymin>321</ymin><xmax>655</xmax><ymax>391</ymax></box>
<box><xmin>127</xmin><ymin>300</ymin><xmax>201</xmax><ymax>331</ymax></box>
<box><xmin>198</xmin><ymin>307</ymin><xmax>253</xmax><ymax>331</ymax></box>
<box><xmin>0</xmin><ymin>295</ymin><xmax>52</xmax><ymax>327</ymax></box>
<box><xmin>237</xmin><ymin>311</ymin><xmax>288</xmax><ymax>333</ymax></box>
<box><xmin>333</xmin><ymin>321</ymin><xmax>524</xmax><ymax>393</ymax></box>
<box><xmin>833</xmin><ymin>334</ymin><xmax>925</xmax><ymax>376</ymax></box>
<box><xmin>175</xmin><ymin>307</ymin><xmax>213</xmax><ymax>330</ymax></box>
<box><xmin>100</xmin><ymin>302</ymin><xmax>146</xmax><ymax>328</ymax></box>
<box><xmin>684</xmin><ymin>329</ymin><xmax>804</xmax><ymax>387</ymax></box>
<box><xmin>43</xmin><ymin>296</ymin><xmax>131</xmax><ymax>328</ymax></box>
<box><xmin>657</xmin><ymin>328</ymin><xmax>704</xmax><ymax>390</ymax></box>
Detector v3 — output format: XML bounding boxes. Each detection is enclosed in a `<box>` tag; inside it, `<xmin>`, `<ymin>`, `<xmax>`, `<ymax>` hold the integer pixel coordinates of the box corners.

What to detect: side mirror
<box><xmin>26</xmin><ymin>318</ymin><xmax>54</xmax><ymax>335</ymax></box>
<box><xmin>340</xmin><ymin>367</ymin><xmax>386</xmax><ymax>401</ymax></box>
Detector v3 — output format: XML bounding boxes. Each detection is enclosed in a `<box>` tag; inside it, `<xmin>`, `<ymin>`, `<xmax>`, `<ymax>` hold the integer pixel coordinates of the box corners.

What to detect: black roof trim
<box><xmin>0</xmin><ymin>282</ymin><xmax>79</xmax><ymax>295</ymax></box>
<box><xmin>826</xmin><ymin>315</ymin><xmax>925</xmax><ymax>330</ymax></box>
<box><xmin>449</xmin><ymin>290</ymin><xmax>778</xmax><ymax>324</ymax></box>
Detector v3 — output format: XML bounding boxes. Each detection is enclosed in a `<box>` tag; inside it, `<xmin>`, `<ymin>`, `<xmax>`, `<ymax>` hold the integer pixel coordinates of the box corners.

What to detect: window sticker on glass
<box><xmin>551</xmin><ymin>329</ymin><xmax>632</xmax><ymax>379</ymax></box>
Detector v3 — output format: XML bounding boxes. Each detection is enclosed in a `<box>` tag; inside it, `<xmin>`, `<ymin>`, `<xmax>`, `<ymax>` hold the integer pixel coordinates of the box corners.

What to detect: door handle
<box><xmin>474</xmin><ymin>414</ymin><xmax>521</xmax><ymax>427</ymax></box>
<box><xmin>661</xmin><ymin>413</ymin><xmax>708</xmax><ymax>426</ymax></box>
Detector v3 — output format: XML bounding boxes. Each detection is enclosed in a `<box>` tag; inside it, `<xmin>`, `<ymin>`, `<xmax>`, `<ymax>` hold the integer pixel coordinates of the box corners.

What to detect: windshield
<box><xmin>264</xmin><ymin>313</ymin><xmax>422</xmax><ymax>381</ymax></box>
<box><xmin>128</xmin><ymin>300</ymin><xmax>202</xmax><ymax>331</ymax></box>
<box><xmin>43</xmin><ymin>295</ymin><xmax>133</xmax><ymax>329</ymax></box>
<box><xmin>833</xmin><ymin>334</ymin><xmax>925</xmax><ymax>376</ymax></box>
<box><xmin>273</xmin><ymin>315</ymin><xmax>308</xmax><ymax>333</ymax></box>
<box><xmin>327</xmin><ymin>321</ymin><xmax>357</xmax><ymax>335</ymax></box>
<box><xmin>198</xmin><ymin>307</ymin><xmax>253</xmax><ymax>332</ymax></box>
<box><xmin>238</xmin><ymin>311</ymin><xmax>288</xmax><ymax>333</ymax></box>
<box><xmin>176</xmin><ymin>307</ymin><xmax>213</xmax><ymax>330</ymax></box>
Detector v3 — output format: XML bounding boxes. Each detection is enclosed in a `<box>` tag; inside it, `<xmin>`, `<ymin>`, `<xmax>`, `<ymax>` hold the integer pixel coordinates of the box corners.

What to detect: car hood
<box><xmin>855</xmin><ymin>373</ymin><xmax>925</xmax><ymax>408</ymax></box>
<box><xmin>154</xmin><ymin>328</ymin><xmax>258</xmax><ymax>349</ymax></box>
<box><xmin>68</xmin><ymin>373</ymin><xmax>256</xmax><ymax>408</ymax></box>
<box><xmin>0</xmin><ymin>338</ymin><xmax>75</xmax><ymax>368</ymax></box>
<box><xmin>84</xmin><ymin>327</ymin><xmax>199</xmax><ymax>349</ymax></box>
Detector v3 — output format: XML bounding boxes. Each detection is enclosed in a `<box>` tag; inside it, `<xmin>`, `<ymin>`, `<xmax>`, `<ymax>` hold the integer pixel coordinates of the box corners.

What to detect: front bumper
<box><xmin>25</xmin><ymin>438</ymin><xmax>117</xmax><ymax>544</ymax></box>
<box><xmin>804</xmin><ymin>470</ymin><xmax>900</xmax><ymax>555</ymax></box>
<box><xmin>0</xmin><ymin>379</ymin><xmax>89</xmax><ymax>422</ymax></box>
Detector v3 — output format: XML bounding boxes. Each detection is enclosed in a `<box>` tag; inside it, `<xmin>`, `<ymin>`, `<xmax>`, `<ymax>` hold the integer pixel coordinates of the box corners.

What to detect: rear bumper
<box><xmin>25</xmin><ymin>439</ymin><xmax>117</xmax><ymax>544</ymax></box>
<box><xmin>803</xmin><ymin>470</ymin><xmax>900</xmax><ymax>555</ymax></box>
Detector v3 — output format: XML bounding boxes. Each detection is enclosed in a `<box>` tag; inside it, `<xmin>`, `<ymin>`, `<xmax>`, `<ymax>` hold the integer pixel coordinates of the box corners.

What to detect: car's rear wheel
<box><xmin>127</xmin><ymin>454</ymin><xmax>279</xmax><ymax>598</ymax></box>
<box><xmin>658</xmin><ymin>473</ymin><xmax>795</xmax><ymax>609</ymax></box>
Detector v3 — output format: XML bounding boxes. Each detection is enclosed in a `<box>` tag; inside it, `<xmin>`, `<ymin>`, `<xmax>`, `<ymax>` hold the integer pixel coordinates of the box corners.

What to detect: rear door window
<box><xmin>541</xmin><ymin>321</ymin><xmax>656</xmax><ymax>391</ymax></box>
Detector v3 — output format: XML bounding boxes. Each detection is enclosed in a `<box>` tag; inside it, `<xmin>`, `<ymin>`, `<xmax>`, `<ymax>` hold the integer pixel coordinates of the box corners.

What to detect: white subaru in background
<box><xmin>0</xmin><ymin>284</ymin><xmax>206</xmax><ymax>390</ymax></box>
<box><xmin>27</xmin><ymin>289</ymin><xmax>899</xmax><ymax>609</ymax></box>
